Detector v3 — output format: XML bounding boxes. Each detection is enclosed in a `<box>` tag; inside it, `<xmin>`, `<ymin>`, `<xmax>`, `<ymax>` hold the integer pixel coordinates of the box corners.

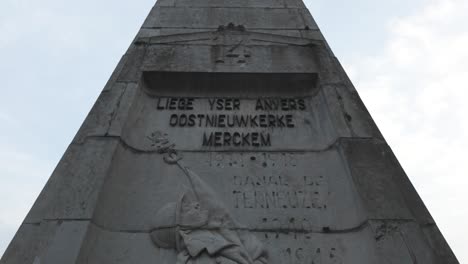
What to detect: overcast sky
<box><xmin>0</xmin><ymin>0</ymin><xmax>466</xmax><ymax>262</ymax></box>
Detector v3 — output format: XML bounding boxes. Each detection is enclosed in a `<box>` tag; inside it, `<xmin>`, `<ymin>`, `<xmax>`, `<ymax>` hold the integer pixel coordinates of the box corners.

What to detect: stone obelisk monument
<box><xmin>1</xmin><ymin>0</ymin><xmax>458</xmax><ymax>263</ymax></box>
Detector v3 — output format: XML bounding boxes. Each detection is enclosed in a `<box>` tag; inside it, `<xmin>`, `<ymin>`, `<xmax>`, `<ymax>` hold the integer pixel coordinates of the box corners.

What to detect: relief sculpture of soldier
<box><xmin>148</xmin><ymin>132</ymin><xmax>268</xmax><ymax>264</ymax></box>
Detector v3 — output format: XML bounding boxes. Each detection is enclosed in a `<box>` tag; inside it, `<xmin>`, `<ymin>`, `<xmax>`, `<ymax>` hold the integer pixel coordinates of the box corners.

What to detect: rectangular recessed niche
<box><xmin>142</xmin><ymin>71</ymin><xmax>319</xmax><ymax>98</ymax></box>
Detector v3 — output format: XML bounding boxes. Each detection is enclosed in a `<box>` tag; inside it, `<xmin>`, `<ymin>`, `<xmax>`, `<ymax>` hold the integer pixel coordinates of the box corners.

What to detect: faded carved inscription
<box><xmin>201</xmin><ymin>152</ymin><xmax>330</xmax><ymax>231</ymax></box>
<box><xmin>279</xmin><ymin>246</ymin><xmax>343</xmax><ymax>264</ymax></box>
<box><xmin>205</xmin><ymin>152</ymin><xmax>299</xmax><ymax>168</ymax></box>
<box><xmin>232</xmin><ymin>174</ymin><xmax>328</xmax><ymax>211</ymax></box>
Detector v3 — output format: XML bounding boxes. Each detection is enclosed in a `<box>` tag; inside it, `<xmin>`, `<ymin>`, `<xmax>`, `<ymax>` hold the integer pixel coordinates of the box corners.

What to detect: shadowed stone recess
<box><xmin>1</xmin><ymin>0</ymin><xmax>458</xmax><ymax>263</ymax></box>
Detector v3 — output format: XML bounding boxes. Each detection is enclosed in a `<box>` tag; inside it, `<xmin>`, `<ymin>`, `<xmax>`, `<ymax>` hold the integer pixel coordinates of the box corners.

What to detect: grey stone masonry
<box><xmin>1</xmin><ymin>0</ymin><xmax>458</xmax><ymax>263</ymax></box>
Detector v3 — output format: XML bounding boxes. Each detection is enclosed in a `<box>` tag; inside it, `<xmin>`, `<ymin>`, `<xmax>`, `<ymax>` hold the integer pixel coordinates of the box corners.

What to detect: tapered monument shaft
<box><xmin>1</xmin><ymin>0</ymin><xmax>458</xmax><ymax>263</ymax></box>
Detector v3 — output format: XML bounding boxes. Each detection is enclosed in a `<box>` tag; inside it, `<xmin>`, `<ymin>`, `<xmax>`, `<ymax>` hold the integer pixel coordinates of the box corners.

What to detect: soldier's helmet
<box><xmin>150</xmin><ymin>192</ymin><xmax>209</xmax><ymax>250</ymax></box>
<box><xmin>150</xmin><ymin>202</ymin><xmax>178</xmax><ymax>249</ymax></box>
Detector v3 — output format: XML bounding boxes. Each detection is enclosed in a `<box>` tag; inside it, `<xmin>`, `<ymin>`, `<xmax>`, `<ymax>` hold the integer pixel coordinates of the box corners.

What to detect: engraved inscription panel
<box><xmin>123</xmin><ymin>92</ymin><xmax>338</xmax><ymax>151</ymax></box>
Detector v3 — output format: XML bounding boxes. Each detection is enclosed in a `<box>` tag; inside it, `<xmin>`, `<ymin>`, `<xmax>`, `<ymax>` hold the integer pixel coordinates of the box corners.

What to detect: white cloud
<box><xmin>345</xmin><ymin>0</ymin><xmax>468</xmax><ymax>262</ymax></box>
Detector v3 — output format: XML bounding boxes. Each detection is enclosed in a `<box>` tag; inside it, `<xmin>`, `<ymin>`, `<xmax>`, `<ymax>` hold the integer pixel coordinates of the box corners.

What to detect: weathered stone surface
<box><xmin>0</xmin><ymin>222</ymin><xmax>58</xmax><ymax>264</ymax></box>
<box><xmin>370</xmin><ymin>220</ymin><xmax>438</xmax><ymax>264</ymax></box>
<box><xmin>423</xmin><ymin>224</ymin><xmax>459</xmax><ymax>263</ymax></box>
<box><xmin>1</xmin><ymin>0</ymin><xmax>458</xmax><ymax>263</ymax></box>
<box><xmin>39</xmin><ymin>221</ymin><xmax>91</xmax><ymax>263</ymax></box>
<box><xmin>24</xmin><ymin>139</ymin><xmax>119</xmax><ymax>223</ymax></box>
<box><xmin>116</xmin><ymin>46</ymin><xmax>147</xmax><ymax>83</ymax></box>
<box><xmin>73</xmin><ymin>82</ymin><xmax>138</xmax><ymax>143</ymax></box>
<box><xmin>174</xmin><ymin>0</ymin><xmax>289</xmax><ymax>8</ymax></box>
<box><xmin>155</xmin><ymin>0</ymin><xmax>307</xmax><ymax>8</ymax></box>
<box><xmin>143</xmin><ymin>7</ymin><xmax>317</xmax><ymax>30</ymax></box>
<box><xmin>339</xmin><ymin>139</ymin><xmax>414</xmax><ymax>220</ymax></box>
<box><xmin>75</xmin><ymin>223</ymin><xmax>164</xmax><ymax>264</ymax></box>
